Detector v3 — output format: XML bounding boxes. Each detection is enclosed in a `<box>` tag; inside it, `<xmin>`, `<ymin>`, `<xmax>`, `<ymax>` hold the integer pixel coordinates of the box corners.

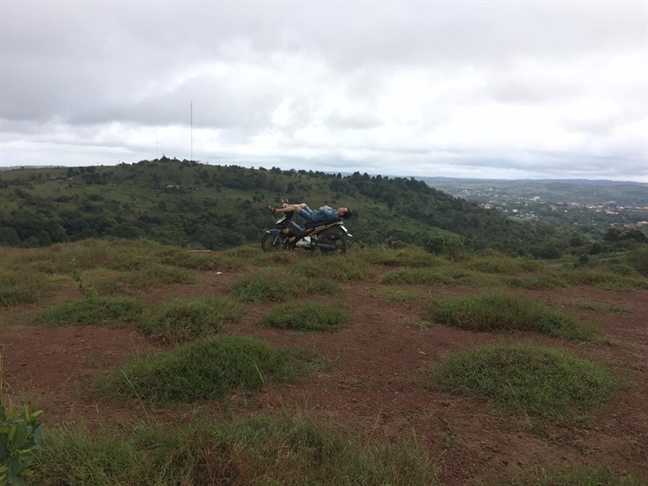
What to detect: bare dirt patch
<box><xmin>1</xmin><ymin>266</ymin><xmax>647</xmax><ymax>485</ymax></box>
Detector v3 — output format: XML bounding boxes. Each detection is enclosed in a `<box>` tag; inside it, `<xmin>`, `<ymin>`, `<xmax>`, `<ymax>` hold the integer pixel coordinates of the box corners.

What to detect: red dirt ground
<box><xmin>1</xmin><ymin>265</ymin><xmax>647</xmax><ymax>485</ymax></box>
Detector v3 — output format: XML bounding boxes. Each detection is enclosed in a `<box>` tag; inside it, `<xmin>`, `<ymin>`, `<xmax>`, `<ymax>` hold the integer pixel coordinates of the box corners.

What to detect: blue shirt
<box><xmin>311</xmin><ymin>206</ymin><xmax>338</xmax><ymax>221</ymax></box>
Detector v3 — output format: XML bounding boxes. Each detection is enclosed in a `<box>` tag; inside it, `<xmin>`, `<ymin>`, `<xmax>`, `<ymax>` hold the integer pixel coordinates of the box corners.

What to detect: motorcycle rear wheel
<box><xmin>261</xmin><ymin>232</ymin><xmax>286</xmax><ymax>252</ymax></box>
<box><xmin>319</xmin><ymin>230</ymin><xmax>347</xmax><ymax>254</ymax></box>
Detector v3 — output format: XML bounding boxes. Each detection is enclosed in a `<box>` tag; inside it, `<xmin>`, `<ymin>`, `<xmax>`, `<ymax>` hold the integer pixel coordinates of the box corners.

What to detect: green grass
<box><xmin>363</xmin><ymin>286</ymin><xmax>424</xmax><ymax>302</ymax></box>
<box><xmin>0</xmin><ymin>270</ymin><xmax>50</xmax><ymax>307</ymax></box>
<box><xmin>112</xmin><ymin>264</ymin><xmax>195</xmax><ymax>292</ymax></box>
<box><xmin>158</xmin><ymin>246</ymin><xmax>246</xmax><ymax>271</ymax></box>
<box><xmin>260</xmin><ymin>303</ymin><xmax>349</xmax><ymax>331</ymax></box>
<box><xmin>291</xmin><ymin>255</ymin><xmax>373</xmax><ymax>281</ymax></box>
<box><xmin>360</xmin><ymin>246</ymin><xmax>443</xmax><ymax>268</ymax></box>
<box><xmin>556</xmin><ymin>268</ymin><xmax>648</xmax><ymax>291</ymax></box>
<box><xmin>32</xmin><ymin>298</ymin><xmax>144</xmax><ymax>327</ymax></box>
<box><xmin>428</xmin><ymin>292</ymin><xmax>598</xmax><ymax>340</ymax></box>
<box><xmin>95</xmin><ymin>335</ymin><xmax>315</xmax><ymax>403</ymax></box>
<box><xmin>463</xmin><ymin>255</ymin><xmax>546</xmax><ymax>274</ymax></box>
<box><xmin>502</xmin><ymin>274</ymin><xmax>567</xmax><ymax>290</ymax></box>
<box><xmin>230</xmin><ymin>269</ymin><xmax>339</xmax><ymax>303</ymax></box>
<box><xmin>33</xmin><ymin>414</ymin><xmax>436</xmax><ymax>485</ymax></box>
<box><xmin>572</xmin><ymin>301</ymin><xmax>630</xmax><ymax>314</ymax></box>
<box><xmin>380</xmin><ymin>267</ymin><xmax>488</xmax><ymax>287</ymax></box>
<box><xmin>504</xmin><ymin>464</ymin><xmax>646</xmax><ymax>485</ymax></box>
<box><xmin>425</xmin><ymin>343</ymin><xmax>618</xmax><ymax>418</ymax></box>
<box><xmin>140</xmin><ymin>297</ymin><xmax>243</xmax><ymax>344</ymax></box>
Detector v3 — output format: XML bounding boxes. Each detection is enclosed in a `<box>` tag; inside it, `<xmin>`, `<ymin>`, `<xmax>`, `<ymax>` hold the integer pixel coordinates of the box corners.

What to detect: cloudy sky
<box><xmin>1</xmin><ymin>1</ymin><xmax>647</xmax><ymax>182</ymax></box>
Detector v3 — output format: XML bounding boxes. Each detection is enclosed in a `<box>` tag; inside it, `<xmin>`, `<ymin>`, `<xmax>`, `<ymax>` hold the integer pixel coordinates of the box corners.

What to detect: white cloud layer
<box><xmin>1</xmin><ymin>1</ymin><xmax>646</xmax><ymax>181</ymax></box>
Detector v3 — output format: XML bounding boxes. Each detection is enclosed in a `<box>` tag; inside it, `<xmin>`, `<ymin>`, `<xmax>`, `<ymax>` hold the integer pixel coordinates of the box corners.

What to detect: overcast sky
<box><xmin>1</xmin><ymin>1</ymin><xmax>647</xmax><ymax>182</ymax></box>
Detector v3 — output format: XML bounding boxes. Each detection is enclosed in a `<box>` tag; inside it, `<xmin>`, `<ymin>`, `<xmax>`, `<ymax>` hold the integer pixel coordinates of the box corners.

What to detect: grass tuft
<box><xmin>425</xmin><ymin>343</ymin><xmax>618</xmax><ymax>418</ymax></box>
<box><xmin>364</xmin><ymin>286</ymin><xmax>424</xmax><ymax>302</ymax></box>
<box><xmin>572</xmin><ymin>301</ymin><xmax>630</xmax><ymax>314</ymax></box>
<box><xmin>141</xmin><ymin>297</ymin><xmax>243</xmax><ymax>344</ymax></box>
<box><xmin>95</xmin><ymin>335</ymin><xmax>314</xmax><ymax>403</ymax></box>
<box><xmin>502</xmin><ymin>275</ymin><xmax>567</xmax><ymax>290</ymax></box>
<box><xmin>230</xmin><ymin>269</ymin><xmax>339</xmax><ymax>303</ymax></box>
<box><xmin>260</xmin><ymin>302</ymin><xmax>349</xmax><ymax>331</ymax></box>
<box><xmin>114</xmin><ymin>264</ymin><xmax>195</xmax><ymax>291</ymax></box>
<box><xmin>360</xmin><ymin>246</ymin><xmax>443</xmax><ymax>267</ymax></box>
<box><xmin>32</xmin><ymin>298</ymin><xmax>144</xmax><ymax>327</ymax></box>
<box><xmin>0</xmin><ymin>271</ymin><xmax>50</xmax><ymax>307</ymax></box>
<box><xmin>380</xmin><ymin>267</ymin><xmax>487</xmax><ymax>287</ymax></box>
<box><xmin>505</xmin><ymin>463</ymin><xmax>646</xmax><ymax>485</ymax></box>
<box><xmin>33</xmin><ymin>414</ymin><xmax>436</xmax><ymax>485</ymax></box>
<box><xmin>428</xmin><ymin>292</ymin><xmax>597</xmax><ymax>340</ymax></box>
<box><xmin>292</xmin><ymin>256</ymin><xmax>373</xmax><ymax>281</ymax></box>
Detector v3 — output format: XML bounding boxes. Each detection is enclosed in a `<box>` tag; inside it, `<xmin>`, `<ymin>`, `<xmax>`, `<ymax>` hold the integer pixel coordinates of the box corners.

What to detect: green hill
<box><xmin>0</xmin><ymin>158</ymin><xmax>593</xmax><ymax>254</ymax></box>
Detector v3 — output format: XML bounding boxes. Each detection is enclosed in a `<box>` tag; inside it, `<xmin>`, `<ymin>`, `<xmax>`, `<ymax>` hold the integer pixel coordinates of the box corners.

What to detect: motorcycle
<box><xmin>261</xmin><ymin>202</ymin><xmax>352</xmax><ymax>254</ymax></box>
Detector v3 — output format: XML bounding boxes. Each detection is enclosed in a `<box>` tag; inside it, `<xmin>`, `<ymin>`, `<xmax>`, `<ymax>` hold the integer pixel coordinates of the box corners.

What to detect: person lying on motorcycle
<box><xmin>268</xmin><ymin>202</ymin><xmax>351</xmax><ymax>222</ymax></box>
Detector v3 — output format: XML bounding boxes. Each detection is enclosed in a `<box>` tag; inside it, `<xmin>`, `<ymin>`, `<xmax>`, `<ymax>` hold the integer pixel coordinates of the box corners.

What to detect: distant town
<box><xmin>422</xmin><ymin>178</ymin><xmax>648</xmax><ymax>229</ymax></box>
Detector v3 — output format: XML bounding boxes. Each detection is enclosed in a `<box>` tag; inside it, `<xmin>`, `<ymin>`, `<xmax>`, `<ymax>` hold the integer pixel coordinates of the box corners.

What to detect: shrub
<box><xmin>627</xmin><ymin>247</ymin><xmax>648</xmax><ymax>277</ymax></box>
<box><xmin>0</xmin><ymin>404</ymin><xmax>45</xmax><ymax>485</ymax></box>
<box><xmin>141</xmin><ymin>297</ymin><xmax>243</xmax><ymax>344</ymax></box>
<box><xmin>425</xmin><ymin>343</ymin><xmax>618</xmax><ymax>418</ymax></box>
<box><xmin>428</xmin><ymin>292</ymin><xmax>597</xmax><ymax>340</ymax></box>
<box><xmin>260</xmin><ymin>303</ymin><xmax>349</xmax><ymax>331</ymax></box>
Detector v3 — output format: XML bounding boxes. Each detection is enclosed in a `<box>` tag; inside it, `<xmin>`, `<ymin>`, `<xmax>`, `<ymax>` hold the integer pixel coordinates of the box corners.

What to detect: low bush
<box><xmin>260</xmin><ymin>303</ymin><xmax>349</xmax><ymax>331</ymax></box>
<box><xmin>0</xmin><ymin>403</ymin><xmax>45</xmax><ymax>485</ymax></box>
<box><xmin>141</xmin><ymin>297</ymin><xmax>243</xmax><ymax>344</ymax></box>
<box><xmin>627</xmin><ymin>247</ymin><xmax>648</xmax><ymax>277</ymax></box>
<box><xmin>95</xmin><ymin>335</ymin><xmax>313</xmax><ymax>403</ymax></box>
<box><xmin>424</xmin><ymin>343</ymin><xmax>618</xmax><ymax>418</ymax></box>
<box><xmin>428</xmin><ymin>292</ymin><xmax>597</xmax><ymax>340</ymax></box>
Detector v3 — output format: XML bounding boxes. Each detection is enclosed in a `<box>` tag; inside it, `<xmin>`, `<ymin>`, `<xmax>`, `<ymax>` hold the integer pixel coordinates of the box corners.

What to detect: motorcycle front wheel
<box><xmin>261</xmin><ymin>232</ymin><xmax>286</xmax><ymax>252</ymax></box>
<box><xmin>319</xmin><ymin>230</ymin><xmax>347</xmax><ymax>254</ymax></box>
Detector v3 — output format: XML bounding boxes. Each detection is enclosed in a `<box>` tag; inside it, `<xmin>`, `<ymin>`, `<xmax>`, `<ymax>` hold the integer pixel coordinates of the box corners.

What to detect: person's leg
<box><xmin>298</xmin><ymin>205</ymin><xmax>313</xmax><ymax>221</ymax></box>
<box><xmin>268</xmin><ymin>203</ymin><xmax>307</xmax><ymax>215</ymax></box>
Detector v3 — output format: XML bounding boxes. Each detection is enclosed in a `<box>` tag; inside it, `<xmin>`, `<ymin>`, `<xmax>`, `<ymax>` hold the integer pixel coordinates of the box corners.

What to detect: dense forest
<box><xmin>1</xmin><ymin>158</ymin><xmax>646</xmax><ymax>258</ymax></box>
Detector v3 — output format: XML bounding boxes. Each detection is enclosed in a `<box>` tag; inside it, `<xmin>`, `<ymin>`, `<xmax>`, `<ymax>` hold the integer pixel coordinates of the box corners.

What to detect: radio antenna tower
<box><xmin>190</xmin><ymin>101</ymin><xmax>193</xmax><ymax>162</ymax></box>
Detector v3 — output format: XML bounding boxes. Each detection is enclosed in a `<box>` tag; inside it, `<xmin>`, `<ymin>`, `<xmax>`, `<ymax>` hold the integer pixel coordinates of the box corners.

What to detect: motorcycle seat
<box><xmin>304</xmin><ymin>218</ymin><xmax>339</xmax><ymax>229</ymax></box>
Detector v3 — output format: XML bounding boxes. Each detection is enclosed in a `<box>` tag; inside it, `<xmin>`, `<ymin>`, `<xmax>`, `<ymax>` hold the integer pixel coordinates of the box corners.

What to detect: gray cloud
<box><xmin>1</xmin><ymin>1</ymin><xmax>646</xmax><ymax>182</ymax></box>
